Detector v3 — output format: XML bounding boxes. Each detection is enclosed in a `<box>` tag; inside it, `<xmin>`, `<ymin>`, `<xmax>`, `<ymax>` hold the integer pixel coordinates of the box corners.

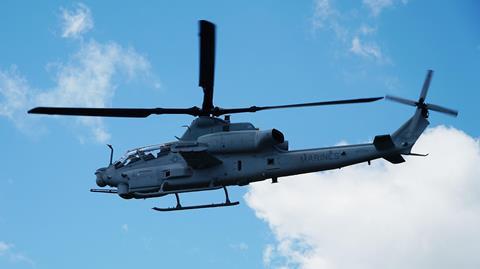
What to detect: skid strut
<box><xmin>152</xmin><ymin>186</ymin><xmax>239</xmax><ymax>212</ymax></box>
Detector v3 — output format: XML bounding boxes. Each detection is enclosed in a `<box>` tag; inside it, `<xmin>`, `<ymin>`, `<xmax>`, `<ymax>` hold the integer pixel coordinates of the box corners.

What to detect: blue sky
<box><xmin>1</xmin><ymin>1</ymin><xmax>479</xmax><ymax>268</ymax></box>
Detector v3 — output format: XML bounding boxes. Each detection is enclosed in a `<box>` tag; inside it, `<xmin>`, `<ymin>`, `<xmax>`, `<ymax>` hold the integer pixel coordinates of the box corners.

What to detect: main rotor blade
<box><xmin>198</xmin><ymin>20</ymin><xmax>216</xmax><ymax>112</ymax></box>
<box><xmin>213</xmin><ymin>97</ymin><xmax>383</xmax><ymax>116</ymax></box>
<box><xmin>419</xmin><ymin>69</ymin><xmax>433</xmax><ymax>102</ymax></box>
<box><xmin>28</xmin><ymin>107</ymin><xmax>201</xmax><ymax>118</ymax></box>
<box><xmin>426</xmin><ymin>103</ymin><xmax>458</xmax><ymax>117</ymax></box>
<box><xmin>385</xmin><ymin>95</ymin><xmax>417</xmax><ymax>106</ymax></box>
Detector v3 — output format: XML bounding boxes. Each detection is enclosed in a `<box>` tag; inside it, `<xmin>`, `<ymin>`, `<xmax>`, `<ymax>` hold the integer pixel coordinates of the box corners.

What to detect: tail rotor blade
<box><xmin>426</xmin><ymin>103</ymin><xmax>458</xmax><ymax>117</ymax></box>
<box><xmin>387</xmin><ymin>70</ymin><xmax>458</xmax><ymax>118</ymax></box>
<box><xmin>199</xmin><ymin>20</ymin><xmax>216</xmax><ymax>112</ymax></box>
<box><xmin>419</xmin><ymin>69</ymin><xmax>433</xmax><ymax>102</ymax></box>
<box><xmin>385</xmin><ymin>95</ymin><xmax>417</xmax><ymax>107</ymax></box>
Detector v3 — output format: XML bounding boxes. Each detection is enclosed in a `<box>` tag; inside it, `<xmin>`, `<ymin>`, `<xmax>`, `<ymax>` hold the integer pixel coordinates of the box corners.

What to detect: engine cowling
<box><xmin>197</xmin><ymin>129</ymin><xmax>284</xmax><ymax>153</ymax></box>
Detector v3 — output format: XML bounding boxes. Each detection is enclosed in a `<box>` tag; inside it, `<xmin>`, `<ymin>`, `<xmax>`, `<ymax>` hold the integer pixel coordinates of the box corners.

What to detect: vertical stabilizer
<box><xmin>391</xmin><ymin>109</ymin><xmax>429</xmax><ymax>153</ymax></box>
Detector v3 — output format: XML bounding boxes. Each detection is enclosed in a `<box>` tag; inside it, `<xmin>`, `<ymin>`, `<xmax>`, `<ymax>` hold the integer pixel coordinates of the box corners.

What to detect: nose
<box><xmin>95</xmin><ymin>168</ymin><xmax>107</xmax><ymax>187</ymax></box>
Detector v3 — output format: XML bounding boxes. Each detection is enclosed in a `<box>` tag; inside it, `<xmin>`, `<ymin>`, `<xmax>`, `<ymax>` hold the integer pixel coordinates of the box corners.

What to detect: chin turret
<box><xmin>95</xmin><ymin>168</ymin><xmax>107</xmax><ymax>187</ymax></box>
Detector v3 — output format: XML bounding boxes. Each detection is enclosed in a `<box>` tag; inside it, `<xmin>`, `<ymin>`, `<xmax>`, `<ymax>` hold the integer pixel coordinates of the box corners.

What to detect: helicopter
<box><xmin>28</xmin><ymin>20</ymin><xmax>457</xmax><ymax>211</ymax></box>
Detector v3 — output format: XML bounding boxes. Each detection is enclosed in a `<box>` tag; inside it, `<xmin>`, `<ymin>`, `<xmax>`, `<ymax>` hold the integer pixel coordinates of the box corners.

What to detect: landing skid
<box><xmin>152</xmin><ymin>186</ymin><xmax>239</xmax><ymax>212</ymax></box>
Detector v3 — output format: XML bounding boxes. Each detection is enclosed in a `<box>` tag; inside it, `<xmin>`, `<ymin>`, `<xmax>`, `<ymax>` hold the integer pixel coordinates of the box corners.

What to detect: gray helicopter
<box><xmin>28</xmin><ymin>20</ymin><xmax>457</xmax><ymax>211</ymax></box>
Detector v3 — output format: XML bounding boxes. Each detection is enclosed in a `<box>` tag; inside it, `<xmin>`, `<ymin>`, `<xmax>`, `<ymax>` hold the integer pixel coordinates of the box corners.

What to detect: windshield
<box><xmin>114</xmin><ymin>143</ymin><xmax>172</xmax><ymax>168</ymax></box>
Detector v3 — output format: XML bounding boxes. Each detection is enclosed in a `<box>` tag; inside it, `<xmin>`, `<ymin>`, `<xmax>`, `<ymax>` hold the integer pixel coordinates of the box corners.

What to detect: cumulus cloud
<box><xmin>60</xmin><ymin>3</ymin><xmax>93</xmax><ymax>39</ymax></box>
<box><xmin>1</xmin><ymin>3</ymin><xmax>155</xmax><ymax>143</ymax></box>
<box><xmin>246</xmin><ymin>126</ymin><xmax>480</xmax><ymax>269</ymax></box>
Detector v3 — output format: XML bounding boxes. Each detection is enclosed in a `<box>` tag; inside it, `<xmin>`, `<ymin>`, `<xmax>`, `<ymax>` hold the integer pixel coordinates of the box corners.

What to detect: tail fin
<box><xmin>391</xmin><ymin>109</ymin><xmax>429</xmax><ymax>154</ymax></box>
<box><xmin>386</xmin><ymin>70</ymin><xmax>458</xmax><ymax>154</ymax></box>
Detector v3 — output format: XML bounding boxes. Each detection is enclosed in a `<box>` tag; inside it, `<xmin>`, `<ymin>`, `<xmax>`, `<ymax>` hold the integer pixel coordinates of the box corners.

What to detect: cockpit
<box><xmin>113</xmin><ymin>143</ymin><xmax>172</xmax><ymax>169</ymax></box>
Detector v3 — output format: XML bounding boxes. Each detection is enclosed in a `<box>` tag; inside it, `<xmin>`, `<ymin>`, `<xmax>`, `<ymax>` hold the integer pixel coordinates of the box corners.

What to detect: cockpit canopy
<box><xmin>114</xmin><ymin>143</ymin><xmax>173</xmax><ymax>168</ymax></box>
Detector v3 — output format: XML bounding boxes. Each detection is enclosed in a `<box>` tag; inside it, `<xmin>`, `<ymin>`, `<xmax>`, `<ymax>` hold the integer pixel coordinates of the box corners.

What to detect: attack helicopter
<box><xmin>28</xmin><ymin>20</ymin><xmax>457</xmax><ymax>211</ymax></box>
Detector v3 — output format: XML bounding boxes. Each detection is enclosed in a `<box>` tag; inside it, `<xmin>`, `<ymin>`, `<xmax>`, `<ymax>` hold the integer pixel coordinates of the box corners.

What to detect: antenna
<box><xmin>107</xmin><ymin>144</ymin><xmax>114</xmax><ymax>165</ymax></box>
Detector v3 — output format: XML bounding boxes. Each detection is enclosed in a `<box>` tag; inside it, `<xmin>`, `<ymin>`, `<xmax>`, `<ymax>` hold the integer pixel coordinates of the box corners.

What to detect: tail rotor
<box><xmin>386</xmin><ymin>70</ymin><xmax>458</xmax><ymax>118</ymax></box>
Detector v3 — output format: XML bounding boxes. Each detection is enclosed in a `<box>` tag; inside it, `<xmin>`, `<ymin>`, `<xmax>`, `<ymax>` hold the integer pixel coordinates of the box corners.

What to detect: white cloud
<box><xmin>0</xmin><ymin>241</ymin><xmax>12</xmax><ymax>253</ymax></box>
<box><xmin>1</xmin><ymin>3</ymin><xmax>155</xmax><ymax>143</ymax></box>
<box><xmin>0</xmin><ymin>68</ymin><xmax>46</xmax><ymax>137</ymax></box>
<box><xmin>36</xmin><ymin>40</ymin><xmax>151</xmax><ymax>143</ymax></box>
<box><xmin>0</xmin><ymin>68</ymin><xmax>32</xmax><ymax>130</ymax></box>
<box><xmin>312</xmin><ymin>0</ymin><xmax>334</xmax><ymax>30</ymax></box>
<box><xmin>0</xmin><ymin>241</ymin><xmax>34</xmax><ymax>267</ymax></box>
<box><xmin>263</xmin><ymin>244</ymin><xmax>274</xmax><ymax>266</ymax></box>
<box><xmin>312</xmin><ymin>0</ymin><xmax>348</xmax><ymax>41</ymax></box>
<box><xmin>9</xmin><ymin>253</ymin><xmax>35</xmax><ymax>267</ymax></box>
<box><xmin>350</xmin><ymin>36</ymin><xmax>384</xmax><ymax>61</ymax></box>
<box><xmin>358</xmin><ymin>24</ymin><xmax>376</xmax><ymax>35</ymax></box>
<box><xmin>61</xmin><ymin>3</ymin><xmax>94</xmax><ymax>39</ymax></box>
<box><xmin>363</xmin><ymin>0</ymin><xmax>409</xmax><ymax>16</ymax></box>
<box><xmin>363</xmin><ymin>0</ymin><xmax>393</xmax><ymax>16</ymax></box>
<box><xmin>1</xmin><ymin>41</ymin><xmax>151</xmax><ymax>143</ymax></box>
<box><xmin>229</xmin><ymin>242</ymin><xmax>249</xmax><ymax>251</ymax></box>
<box><xmin>246</xmin><ymin>126</ymin><xmax>480</xmax><ymax>269</ymax></box>
<box><xmin>37</xmin><ymin>41</ymin><xmax>150</xmax><ymax>108</ymax></box>
<box><xmin>311</xmin><ymin>0</ymin><xmax>406</xmax><ymax>63</ymax></box>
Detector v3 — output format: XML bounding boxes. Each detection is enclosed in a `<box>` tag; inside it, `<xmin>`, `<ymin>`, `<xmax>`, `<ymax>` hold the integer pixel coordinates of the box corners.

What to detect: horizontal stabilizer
<box><xmin>383</xmin><ymin>154</ymin><xmax>405</xmax><ymax>164</ymax></box>
<box><xmin>373</xmin><ymin>135</ymin><xmax>405</xmax><ymax>164</ymax></box>
<box><xmin>373</xmin><ymin>135</ymin><xmax>396</xmax><ymax>151</ymax></box>
<box><xmin>179</xmin><ymin>151</ymin><xmax>222</xmax><ymax>169</ymax></box>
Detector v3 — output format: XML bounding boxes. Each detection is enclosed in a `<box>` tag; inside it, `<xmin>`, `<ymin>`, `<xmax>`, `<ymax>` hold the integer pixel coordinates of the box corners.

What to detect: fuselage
<box><xmin>95</xmin><ymin>116</ymin><xmax>402</xmax><ymax>199</ymax></box>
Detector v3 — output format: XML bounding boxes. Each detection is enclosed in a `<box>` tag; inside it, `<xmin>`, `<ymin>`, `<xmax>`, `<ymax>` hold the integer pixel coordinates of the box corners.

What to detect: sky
<box><xmin>0</xmin><ymin>1</ymin><xmax>479</xmax><ymax>268</ymax></box>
